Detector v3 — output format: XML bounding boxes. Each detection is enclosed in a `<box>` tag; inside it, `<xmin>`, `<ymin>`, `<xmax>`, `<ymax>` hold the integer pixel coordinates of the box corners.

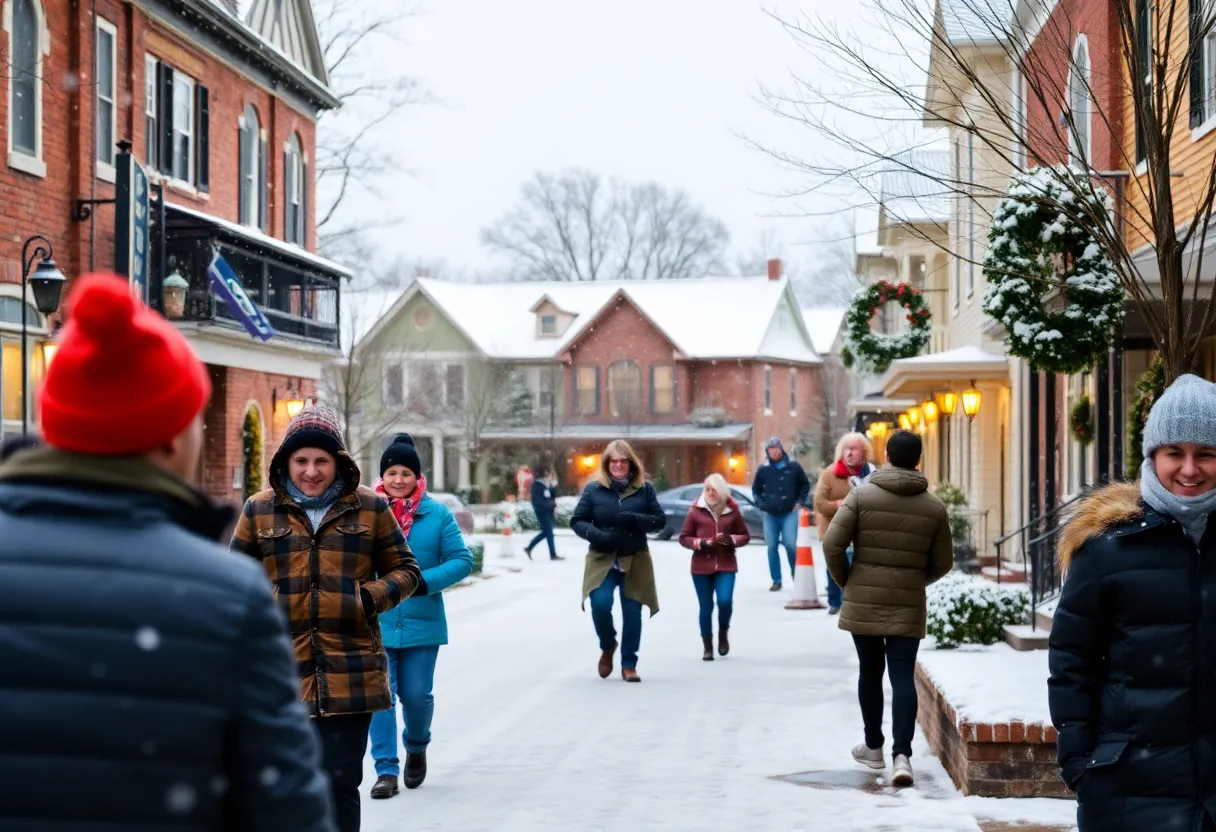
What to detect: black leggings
<box><xmin>852</xmin><ymin>634</ymin><xmax>920</xmax><ymax>758</ymax></box>
<box><xmin>313</xmin><ymin>712</ymin><xmax>373</xmax><ymax>832</ymax></box>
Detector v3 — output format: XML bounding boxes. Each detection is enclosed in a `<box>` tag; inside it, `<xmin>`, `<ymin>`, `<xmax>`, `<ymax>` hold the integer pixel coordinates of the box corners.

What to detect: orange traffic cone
<box><xmin>785</xmin><ymin>508</ymin><xmax>825</xmax><ymax>610</ymax></box>
<box><xmin>500</xmin><ymin>499</ymin><xmax>517</xmax><ymax>559</ymax></box>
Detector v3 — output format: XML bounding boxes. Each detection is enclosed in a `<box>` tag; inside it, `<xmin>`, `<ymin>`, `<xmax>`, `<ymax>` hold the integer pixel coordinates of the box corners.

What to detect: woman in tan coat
<box><xmin>814</xmin><ymin>432</ymin><xmax>875</xmax><ymax>614</ymax></box>
<box><xmin>822</xmin><ymin>430</ymin><xmax>952</xmax><ymax>788</ymax></box>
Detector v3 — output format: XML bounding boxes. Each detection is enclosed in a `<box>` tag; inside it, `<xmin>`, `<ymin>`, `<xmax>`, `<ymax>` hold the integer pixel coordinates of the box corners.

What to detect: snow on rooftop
<box><xmin>405</xmin><ymin>275</ymin><xmax>819</xmax><ymax>363</ymax></box>
<box><xmin>940</xmin><ymin>0</ymin><xmax>1014</xmax><ymax>46</ymax></box>
<box><xmin>889</xmin><ymin>345</ymin><xmax>1008</xmax><ymax>366</ymax></box>
<box><xmin>879</xmin><ymin>150</ymin><xmax>951</xmax><ymax>226</ymax></box>
<box><xmin>802</xmin><ymin>307</ymin><xmax>846</xmax><ymax>355</ymax></box>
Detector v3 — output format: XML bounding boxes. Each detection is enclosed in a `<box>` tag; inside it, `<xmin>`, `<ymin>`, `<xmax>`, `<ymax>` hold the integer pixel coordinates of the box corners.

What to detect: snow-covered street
<box><xmin>361</xmin><ymin>534</ymin><xmax>1078</xmax><ymax>831</ymax></box>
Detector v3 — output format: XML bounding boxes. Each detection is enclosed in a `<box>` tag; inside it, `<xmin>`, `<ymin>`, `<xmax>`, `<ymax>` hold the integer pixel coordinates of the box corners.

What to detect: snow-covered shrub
<box><xmin>690</xmin><ymin>406</ymin><xmax>729</xmax><ymax>428</ymax></box>
<box><xmin>507</xmin><ymin>496</ymin><xmax>580</xmax><ymax>531</ymax></box>
<box><xmin>469</xmin><ymin>540</ymin><xmax>485</xmax><ymax>575</ymax></box>
<box><xmin>926</xmin><ymin>572</ymin><xmax>1029</xmax><ymax>648</ymax></box>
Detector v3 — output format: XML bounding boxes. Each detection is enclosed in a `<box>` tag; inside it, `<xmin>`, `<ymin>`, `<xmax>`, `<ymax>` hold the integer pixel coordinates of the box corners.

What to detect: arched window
<box><xmin>1068</xmin><ymin>35</ymin><xmax>1091</xmax><ymax>166</ymax></box>
<box><xmin>284</xmin><ymin>133</ymin><xmax>307</xmax><ymax>245</ymax></box>
<box><xmin>7</xmin><ymin>0</ymin><xmax>48</xmax><ymax>176</ymax></box>
<box><xmin>607</xmin><ymin>360</ymin><xmax>642</xmax><ymax>417</ymax></box>
<box><xmin>238</xmin><ymin>105</ymin><xmax>265</xmax><ymax>228</ymax></box>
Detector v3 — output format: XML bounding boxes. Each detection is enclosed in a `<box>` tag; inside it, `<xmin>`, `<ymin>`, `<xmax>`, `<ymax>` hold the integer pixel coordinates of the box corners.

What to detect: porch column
<box><xmin>458</xmin><ymin>446</ymin><xmax>472</xmax><ymax>490</ymax></box>
<box><xmin>1096</xmin><ymin>350</ymin><xmax>1111</xmax><ymax>484</ymax></box>
<box><xmin>1112</xmin><ymin>341</ymin><xmax>1124</xmax><ymax>480</ymax></box>
<box><xmin>433</xmin><ymin>437</ymin><xmax>446</xmax><ymax>491</ymax></box>
<box><xmin>1044</xmin><ymin>373</ymin><xmax>1057</xmax><ymax>511</ymax></box>
<box><xmin>1028</xmin><ymin>370</ymin><xmax>1041</xmax><ymax>524</ymax></box>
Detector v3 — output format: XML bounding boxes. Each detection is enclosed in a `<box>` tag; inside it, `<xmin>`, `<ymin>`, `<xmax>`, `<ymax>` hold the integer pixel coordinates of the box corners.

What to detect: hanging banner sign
<box><xmin>207</xmin><ymin>251</ymin><xmax>276</xmax><ymax>342</ymax></box>
<box><xmin>114</xmin><ymin>151</ymin><xmax>150</xmax><ymax>303</ymax></box>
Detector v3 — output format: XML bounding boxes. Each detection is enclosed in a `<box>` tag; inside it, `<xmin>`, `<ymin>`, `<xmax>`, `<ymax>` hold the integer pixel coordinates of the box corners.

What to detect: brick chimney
<box><xmin>767</xmin><ymin>258</ymin><xmax>783</xmax><ymax>281</ymax></box>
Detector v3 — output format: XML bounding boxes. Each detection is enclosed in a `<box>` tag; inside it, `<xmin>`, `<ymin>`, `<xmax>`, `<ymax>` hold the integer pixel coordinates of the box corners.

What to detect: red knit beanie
<box><xmin>39</xmin><ymin>274</ymin><xmax>211</xmax><ymax>456</ymax></box>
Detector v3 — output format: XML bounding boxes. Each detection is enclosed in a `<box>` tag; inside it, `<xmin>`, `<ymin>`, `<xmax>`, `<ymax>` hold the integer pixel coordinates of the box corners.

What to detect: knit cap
<box><xmin>39</xmin><ymin>274</ymin><xmax>211</xmax><ymax>456</ymax></box>
<box><xmin>766</xmin><ymin>436</ymin><xmax>784</xmax><ymax>452</ymax></box>
<box><xmin>278</xmin><ymin>404</ymin><xmax>346</xmax><ymax>459</ymax></box>
<box><xmin>380</xmin><ymin>433</ymin><xmax>422</xmax><ymax>477</ymax></box>
<box><xmin>1142</xmin><ymin>374</ymin><xmax>1216</xmax><ymax>457</ymax></box>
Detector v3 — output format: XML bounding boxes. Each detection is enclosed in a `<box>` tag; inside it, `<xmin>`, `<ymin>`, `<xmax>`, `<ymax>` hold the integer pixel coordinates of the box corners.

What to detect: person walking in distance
<box><xmin>751</xmin><ymin>436</ymin><xmax>812</xmax><ymax>591</ymax></box>
<box><xmin>815</xmin><ymin>433</ymin><xmax>876</xmax><ymax>615</ymax></box>
<box><xmin>1050</xmin><ymin>375</ymin><xmax>1216</xmax><ymax>832</ymax></box>
<box><xmin>368</xmin><ymin>434</ymin><xmax>473</xmax><ymax>799</ymax></box>
<box><xmin>525</xmin><ymin>465</ymin><xmax>563</xmax><ymax>560</ymax></box>
<box><xmin>678</xmin><ymin>473</ymin><xmax>750</xmax><ymax>660</ymax></box>
<box><xmin>0</xmin><ymin>275</ymin><xmax>333</xmax><ymax>830</ymax></box>
<box><xmin>572</xmin><ymin>440</ymin><xmax>666</xmax><ymax>682</ymax></box>
<box><xmin>823</xmin><ymin>430</ymin><xmax>952</xmax><ymax>788</ymax></box>
<box><xmin>232</xmin><ymin>406</ymin><xmax>420</xmax><ymax>832</ymax></box>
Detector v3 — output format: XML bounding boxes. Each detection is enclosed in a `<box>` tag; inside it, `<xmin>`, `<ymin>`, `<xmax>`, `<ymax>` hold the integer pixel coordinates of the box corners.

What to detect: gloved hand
<box><xmin>715</xmin><ymin>532</ymin><xmax>731</xmax><ymax>546</ymax></box>
<box><xmin>616</xmin><ymin>511</ymin><xmax>640</xmax><ymax>530</ymax></box>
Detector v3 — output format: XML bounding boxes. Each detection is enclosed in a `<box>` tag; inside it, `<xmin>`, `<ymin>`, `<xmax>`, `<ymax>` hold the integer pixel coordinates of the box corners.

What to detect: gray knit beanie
<box><xmin>1142</xmin><ymin>374</ymin><xmax>1216</xmax><ymax>457</ymax></box>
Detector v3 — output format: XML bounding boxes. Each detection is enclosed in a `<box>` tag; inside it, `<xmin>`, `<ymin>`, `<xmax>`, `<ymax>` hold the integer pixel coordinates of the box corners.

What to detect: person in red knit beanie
<box><xmin>0</xmin><ymin>274</ymin><xmax>334</xmax><ymax>831</ymax></box>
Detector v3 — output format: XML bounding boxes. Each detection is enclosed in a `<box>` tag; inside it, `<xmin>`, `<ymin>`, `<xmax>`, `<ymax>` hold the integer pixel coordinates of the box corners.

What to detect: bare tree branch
<box><xmin>482</xmin><ymin>170</ymin><xmax>731</xmax><ymax>281</ymax></box>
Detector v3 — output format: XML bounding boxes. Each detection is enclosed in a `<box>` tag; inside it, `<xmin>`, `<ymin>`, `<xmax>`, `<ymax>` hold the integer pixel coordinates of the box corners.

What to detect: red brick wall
<box><xmin>1023</xmin><ymin>0</ymin><xmax>1122</xmax><ymax>169</ymax></box>
<box><xmin>200</xmin><ymin>365</ymin><xmax>317</xmax><ymax>502</ymax></box>
<box><xmin>0</xmin><ymin>0</ymin><xmax>320</xmax><ymax>293</ymax></box>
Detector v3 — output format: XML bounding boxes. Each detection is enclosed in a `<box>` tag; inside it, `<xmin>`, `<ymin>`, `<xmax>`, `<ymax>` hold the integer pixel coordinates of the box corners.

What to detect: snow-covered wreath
<box><xmin>981</xmin><ymin>166</ymin><xmax>1124</xmax><ymax>375</ymax></box>
<box><xmin>840</xmin><ymin>280</ymin><xmax>931</xmax><ymax>374</ymax></box>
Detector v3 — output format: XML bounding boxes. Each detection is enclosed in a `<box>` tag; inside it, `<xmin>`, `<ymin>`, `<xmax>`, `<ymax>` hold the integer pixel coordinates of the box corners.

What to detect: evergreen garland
<box><xmin>242</xmin><ymin>408</ymin><xmax>263</xmax><ymax>502</ymax></box>
<box><xmin>982</xmin><ymin>166</ymin><xmax>1124</xmax><ymax>374</ymax></box>
<box><xmin>1127</xmin><ymin>356</ymin><xmax>1166</xmax><ymax>474</ymax></box>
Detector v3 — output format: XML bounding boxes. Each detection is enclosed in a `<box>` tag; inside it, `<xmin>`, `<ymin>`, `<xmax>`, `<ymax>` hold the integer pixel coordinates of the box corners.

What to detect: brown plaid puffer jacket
<box><xmin>231</xmin><ymin>452</ymin><xmax>420</xmax><ymax>716</ymax></box>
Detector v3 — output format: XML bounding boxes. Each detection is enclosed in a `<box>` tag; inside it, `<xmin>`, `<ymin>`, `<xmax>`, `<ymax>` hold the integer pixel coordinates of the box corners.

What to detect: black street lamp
<box><xmin>20</xmin><ymin>235</ymin><xmax>66</xmax><ymax>435</ymax></box>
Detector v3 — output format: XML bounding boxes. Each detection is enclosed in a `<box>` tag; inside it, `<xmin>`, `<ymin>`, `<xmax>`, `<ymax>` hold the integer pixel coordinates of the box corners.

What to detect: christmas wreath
<box><xmin>1069</xmin><ymin>395</ymin><xmax>1094</xmax><ymax>446</ymax></box>
<box><xmin>840</xmin><ymin>280</ymin><xmax>931</xmax><ymax>374</ymax></box>
<box><xmin>982</xmin><ymin>166</ymin><xmax>1124</xmax><ymax>375</ymax></box>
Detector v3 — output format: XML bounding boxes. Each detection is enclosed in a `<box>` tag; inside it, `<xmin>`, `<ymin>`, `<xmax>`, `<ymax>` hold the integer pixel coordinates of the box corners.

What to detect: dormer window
<box><xmin>541</xmin><ymin>314</ymin><xmax>557</xmax><ymax>335</ymax></box>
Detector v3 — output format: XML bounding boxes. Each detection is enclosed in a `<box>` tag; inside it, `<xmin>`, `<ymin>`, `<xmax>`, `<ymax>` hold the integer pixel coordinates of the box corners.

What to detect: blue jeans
<box><xmin>826</xmin><ymin>546</ymin><xmax>854</xmax><ymax>609</ymax></box>
<box><xmin>589</xmin><ymin>570</ymin><xmax>642</xmax><ymax>669</ymax></box>
<box><xmin>691</xmin><ymin>571</ymin><xmax>736</xmax><ymax>636</ymax></box>
<box><xmin>527</xmin><ymin>510</ymin><xmax>557</xmax><ymax>558</ymax></box>
<box><xmin>763</xmin><ymin>510</ymin><xmax>800</xmax><ymax>583</ymax></box>
<box><xmin>369</xmin><ymin>645</ymin><xmax>440</xmax><ymax>777</ymax></box>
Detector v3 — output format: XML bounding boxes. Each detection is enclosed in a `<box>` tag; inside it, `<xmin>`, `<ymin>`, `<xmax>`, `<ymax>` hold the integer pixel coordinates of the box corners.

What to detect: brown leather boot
<box><xmin>598</xmin><ymin>642</ymin><xmax>617</xmax><ymax>678</ymax></box>
<box><xmin>621</xmin><ymin>667</ymin><xmax>641</xmax><ymax>683</ymax></box>
<box><xmin>369</xmin><ymin>774</ymin><xmax>398</xmax><ymax>799</ymax></box>
<box><xmin>702</xmin><ymin>634</ymin><xmax>714</xmax><ymax>661</ymax></box>
<box><xmin>719</xmin><ymin>627</ymin><xmax>730</xmax><ymax>657</ymax></box>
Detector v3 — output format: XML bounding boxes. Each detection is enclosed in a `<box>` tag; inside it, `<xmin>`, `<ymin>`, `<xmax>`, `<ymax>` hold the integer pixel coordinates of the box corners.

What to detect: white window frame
<box><xmin>5</xmin><ymin>0</ymin><xmax>49</xmax><ymax>177</ymax></box>
<box><xmin>540</xmin><ymin>313</ymin><xmax>557</xmax><ymax>335</ymax></box>
<box><xmin>144</xmin><ymin>55</ymin><xmax>159</xmax><ymax>169</ymax></box>
<box><xmin>1196</xmin><ymin>14</ymin><xmax>1216</xmax><ymax>141</ymax></box>
<box><xmin>789</xmin><ymin>366</ymin><xmax>797</xmax><ymax>416</ymax></box>
<box><xmin>171</xmin><ymin>71</ymin><xmax>196</xmax><ymax>187</ymax></box>
<box><xmin>1068</xmin><ymin>35</ymin><xmax>1092</xmax><ymax>167</ymax></box>
<box><xmin>967</xmin><ymin>131</ymin><xmax>976</xmax><ymax>299</ymax></box>
<box><xmin>239</xmin><ymin>105</ymin><xmax>261</xmax><ymax>227</ymax></box>
<box><xmin>1135</xmin><ymin>0</ymin><xmax>1152</xmax><ymax>171</ymax></box>
<box><xmin>952</xmin><ymin>137</ymin><xmax>961</xmax><ymax>312</ymax></box>
<box><xmin>285</xmin><ymin>134</ymin><xmax>305</xmax><ymax>245</ymax></box>
<box><xmin>95</xmin><ymin>17</ymin><xmax>118</xmax><ymax>181</ymax></box>
<box><xmin>763</xmin><ymin>364</ymin><xmax>772</xmax><ymax>415</ymax></box>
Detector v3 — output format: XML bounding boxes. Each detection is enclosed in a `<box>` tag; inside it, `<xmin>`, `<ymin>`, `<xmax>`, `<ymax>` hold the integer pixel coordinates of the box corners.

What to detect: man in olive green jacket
<box><xmin>822</xmin><ymin>430</ymin><xmax>952</xmax><ymax>788</ymax></box>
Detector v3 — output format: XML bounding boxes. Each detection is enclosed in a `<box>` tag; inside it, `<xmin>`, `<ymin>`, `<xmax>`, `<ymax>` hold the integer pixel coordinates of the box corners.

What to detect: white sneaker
<box><xmin>851</xmin><ymin>743</ymin><xmax>885</xmax><ymax>770</ymax></box>
<box><xmin>892</xmin><ymin>754</ymin><xmax>914</xmax><ymax>786</ymax></box>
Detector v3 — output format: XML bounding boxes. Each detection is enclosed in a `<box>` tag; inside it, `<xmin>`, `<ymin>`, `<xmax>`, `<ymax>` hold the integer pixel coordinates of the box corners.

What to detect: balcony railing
<box><xmin>164</xmin><ymin>237</ymin><xmax>340</xmax><ymax>348</ymax></box>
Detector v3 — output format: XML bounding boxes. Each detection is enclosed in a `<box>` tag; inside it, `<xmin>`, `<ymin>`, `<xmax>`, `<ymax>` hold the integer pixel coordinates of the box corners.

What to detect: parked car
<box><xmin>655</xmin><ymin>483</ymin><xmax>768</xmax><ymax>542</ymax></box>
<box><xmin>431</xmin><ymin>491</ymin><xmax>475</xmax><ymax>535</ymax></box>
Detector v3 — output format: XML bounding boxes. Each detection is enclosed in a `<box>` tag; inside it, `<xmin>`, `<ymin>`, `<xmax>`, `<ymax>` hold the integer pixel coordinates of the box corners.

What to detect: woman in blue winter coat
<box><xmin>368</xmin><ymin>434</ymin><xmax>473</xmax><ymax>799</ymax></box>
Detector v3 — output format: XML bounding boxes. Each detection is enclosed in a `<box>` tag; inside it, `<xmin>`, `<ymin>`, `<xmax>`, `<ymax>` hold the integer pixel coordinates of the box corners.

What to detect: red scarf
<box><xmin>834</xmin><ymin>459</ymin><xmax>864</xmax><ymax>479</ymax></box>
<box><xmin>375</xmin><ymin>474</ymin><xmax>428</xmax><ymax>539</ymax></box>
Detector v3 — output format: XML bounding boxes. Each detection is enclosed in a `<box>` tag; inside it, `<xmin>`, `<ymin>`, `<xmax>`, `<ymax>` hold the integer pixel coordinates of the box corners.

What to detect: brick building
<box><xmin>0</xmin><ymin>0</ymin><xmax>345</xmax><ymax>501</ymax></box>
<box><xmin>348</xmin><ymin>262</ymin><xmax>825</xmax><ymax>495</ymax></box>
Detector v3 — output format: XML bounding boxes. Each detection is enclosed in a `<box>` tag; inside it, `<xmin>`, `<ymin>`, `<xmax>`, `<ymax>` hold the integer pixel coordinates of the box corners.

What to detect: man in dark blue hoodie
<box><xmin>751</xmin><ymin>437</ymin><xmax>811</xmax><ymax>591</ymax></box>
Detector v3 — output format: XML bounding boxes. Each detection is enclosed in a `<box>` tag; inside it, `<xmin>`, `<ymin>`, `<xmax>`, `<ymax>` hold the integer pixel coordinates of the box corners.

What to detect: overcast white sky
<box><xmin>344</xmin><ymin>0</ymin><xmax>911</xmax><ymax>281</ymax></box>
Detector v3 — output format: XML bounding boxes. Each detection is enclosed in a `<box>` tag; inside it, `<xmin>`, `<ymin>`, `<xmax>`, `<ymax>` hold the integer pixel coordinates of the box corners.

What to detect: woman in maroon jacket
<box><xmin>678</xmin><ymin>474</ymin><xmax>751</xmax><ymax>660</ymax></box>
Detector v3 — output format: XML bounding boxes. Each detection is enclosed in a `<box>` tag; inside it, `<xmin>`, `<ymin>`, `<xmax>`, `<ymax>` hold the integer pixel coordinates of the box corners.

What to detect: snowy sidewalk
<box><xmin>361</xmin><ymin>538</ymin><xmax>1077</xmax><ymax>832</ymax></box>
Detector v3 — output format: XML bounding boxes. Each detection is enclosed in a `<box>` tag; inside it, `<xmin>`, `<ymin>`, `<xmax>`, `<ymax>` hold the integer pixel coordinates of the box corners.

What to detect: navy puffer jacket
<box><xmin>750</xmin><ymin>454</ymin><xmax>811</xmax><ymax>517</ymax></box>
<box><xmin>1049</xmin><ymin>482</ymin><xmax>1216</xmax><ymax>831</ymax></box>
<box><xmin>0</xmin><ymin>449</ymin><xmax>333</xmax><ymax>832</ymax></box>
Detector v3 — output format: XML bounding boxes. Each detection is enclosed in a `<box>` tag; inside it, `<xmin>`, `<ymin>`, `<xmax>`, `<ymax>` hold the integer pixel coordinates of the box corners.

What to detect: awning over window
<box><xmin>880</xmin><ymin>345</ymin><xmax>1009</xmax><ymax>398</ymax></box>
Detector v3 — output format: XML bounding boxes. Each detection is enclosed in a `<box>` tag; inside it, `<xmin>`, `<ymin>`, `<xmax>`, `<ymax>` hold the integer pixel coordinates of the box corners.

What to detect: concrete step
<box><xmin>1003</xmin><ymin>623</ymin><xmax>1050</xmax><ymax>651</ymax></box>
<box><xmin>981</xmin><ymin>565</ymin><xmax>1029</xmax><ymax>584</ymax></box>
<box><xmin>1035</xmin><ymin>608</ymin><xmax>1054</xmax><ymax>631</ymax></box>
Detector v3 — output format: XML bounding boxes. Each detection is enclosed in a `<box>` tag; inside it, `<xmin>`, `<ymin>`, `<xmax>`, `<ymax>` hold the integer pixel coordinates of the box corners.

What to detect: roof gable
<box><xmin>561</xmin><ymin>290</ymin><xmax>682</xmax><ymax>359</ymax></box>
<box><xmin>246</xmin><ymin>0</ymin><xmax>329</xmax><ymax>84</ymax></box>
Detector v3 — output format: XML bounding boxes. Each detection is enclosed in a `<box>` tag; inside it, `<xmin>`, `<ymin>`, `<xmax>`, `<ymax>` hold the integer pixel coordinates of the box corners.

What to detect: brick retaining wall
<box><xmin>915</xmin><ymin>663</ymin><xmax>1072</xmax><ymax>798</ymax></box>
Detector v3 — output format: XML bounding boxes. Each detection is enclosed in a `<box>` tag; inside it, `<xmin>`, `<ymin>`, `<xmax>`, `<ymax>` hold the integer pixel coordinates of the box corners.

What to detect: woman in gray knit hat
<box><xmin>1048</xmin><ymin>374</ymin><xmax>1216</xmax><ymax>832</ymax></box>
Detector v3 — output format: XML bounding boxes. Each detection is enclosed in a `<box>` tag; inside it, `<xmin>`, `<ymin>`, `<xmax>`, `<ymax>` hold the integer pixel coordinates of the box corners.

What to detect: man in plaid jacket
<box><xmin>232</xmin><ymin>405</ymin><xmax>420</xmax><ymax>832</ymax></box>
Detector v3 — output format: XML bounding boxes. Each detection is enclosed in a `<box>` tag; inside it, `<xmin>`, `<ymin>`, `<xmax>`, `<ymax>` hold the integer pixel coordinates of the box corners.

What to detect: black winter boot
<box><xmin>702</xmin><ymin>634</ymin><xmax>714</xmax><ymax>661</ymax></box>
<box><xmin>404</xmin><ymin>751</ymin><xmax>427</xmax><ymax>789</ymax></box>
<box><xmin>718</xmin><ymin>626</ymin><xmax>730</xmax><ymax>657</ymax></box>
